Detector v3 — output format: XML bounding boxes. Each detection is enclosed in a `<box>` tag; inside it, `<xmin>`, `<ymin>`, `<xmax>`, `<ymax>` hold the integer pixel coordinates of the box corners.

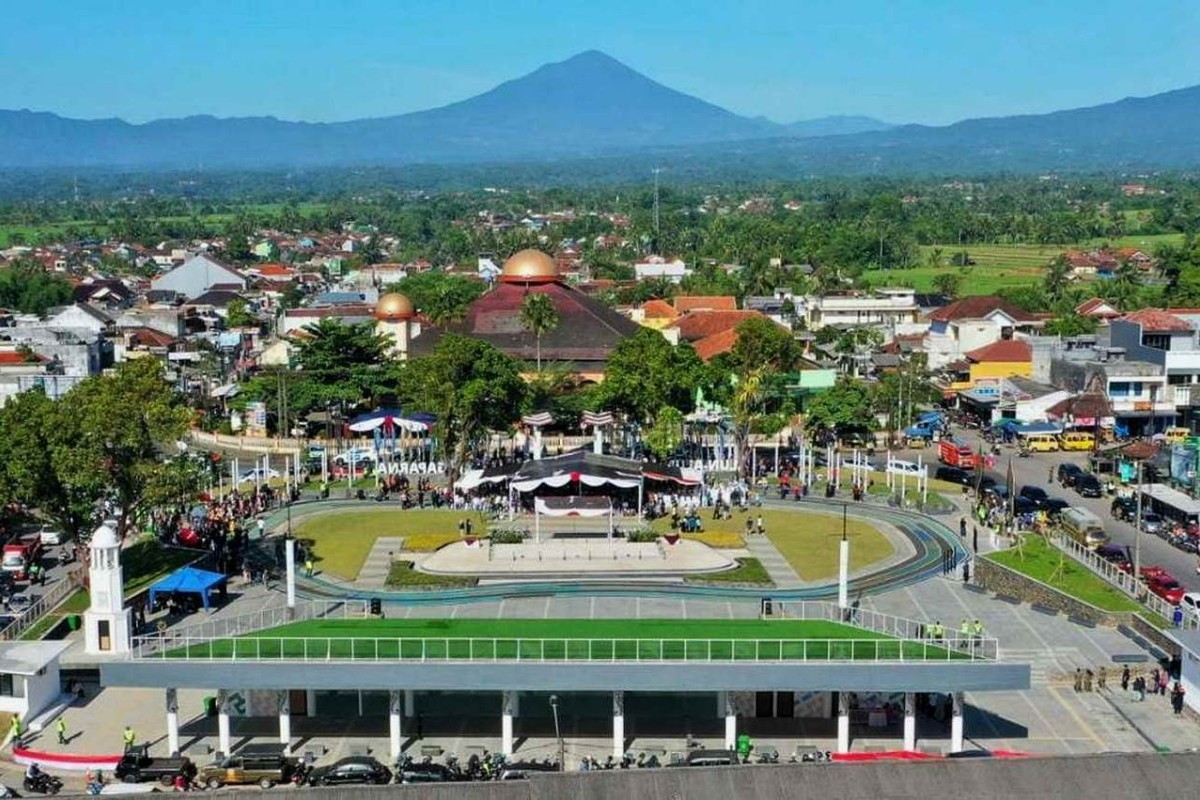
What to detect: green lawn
<box><xmin>169</xmin><ymin>618</ymin><xmax>968</xmax><ymax>662</ymax></box>
<box><xmin>685</xmin><ymin>557</ymin><xmax>772</xmax><ymax>585</ymax></box>
<box><xmin>385</xmin><ymin>560</ymin><xmax>476</xmax><ymax>589</ymax></box>
<box><xmin>123</xmin><ymin>539</ymin><xmax>200</xmax><ymax>596</ymax></box>
<box><xmin>759</xmin><ymin>511</ymin><xmax>893</xmax><ymax>581</ymax></box>
<box><xmin>986</xmin><ymin>534</ymin><xmax>1142</xmax><ymax>613</ymax></box>
<box><xmin>294</xmin><ymin>509</ymin><xmax>469</xmax><ymax>579</ymax></box>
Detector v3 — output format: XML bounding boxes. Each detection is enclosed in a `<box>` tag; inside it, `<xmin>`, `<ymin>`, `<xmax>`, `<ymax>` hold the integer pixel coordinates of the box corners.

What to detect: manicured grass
<box><xmin>294</xmin><ymin>509</ymin><xmax>469</xmax><ymax>579</ymax></box>
<box><xmin>170</xmin><ymin>618</ymin><xmax>968</xmax><ymax>662</ymax></box>
<box><xmin>987</xmin><ymin>534</ymin><xmax>1142</xmax><ymax>613</ymax></box>
<box><xmin>761</xmin><ymin>511</ymin><xmax>893</xmax><ymax>581</ymax></box>
<box><xmin>385</xmin><ymin>560</ymin><xmax>476</xmax><ymax>589</ymax></box>
<box><xmin>685</xmin><ymin>558</ymin><xmax>772</xmax><ymax>586</ymax></box>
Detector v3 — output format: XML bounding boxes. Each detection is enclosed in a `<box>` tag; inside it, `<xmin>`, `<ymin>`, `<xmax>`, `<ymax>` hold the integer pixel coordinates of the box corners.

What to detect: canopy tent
<box><xmin>348</xmin><ymin>408</ymin><xmax>434</xmax><ymax>433</ymax></box>
<box><xmin>534</xmin><ymin>495</ymin><xmax>614</xmax><ymax>541</ymax></box>
<box><xmin>147</xmin><ymin>566</ymin><xmax>227</xmax><ymax>612</ymax></box>
<box><xmin>509</xmin><ymin>451</ymin><xmax>644</xmax><ymax>493</ymax></box>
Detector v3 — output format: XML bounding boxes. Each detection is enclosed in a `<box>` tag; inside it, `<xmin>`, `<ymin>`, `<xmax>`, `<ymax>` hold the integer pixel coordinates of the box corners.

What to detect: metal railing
<box><xmin>0</xmin><ymin>566</ymin><xmax>85</xmax><ymax>641</ymax></box>
<box><xmin>1046</xmin><ymin>530</ymin><xmax>1197</xmax><ymax>629</ymax></box>
<box><xmin>130</xmin><ymin>634</ymin><xmax>994</xmax><ymax>663</ymax></box>
<box><xmin>150</xmin><ymin>599</ymin><xmax>369</xmax><ymax>643</ymax></box>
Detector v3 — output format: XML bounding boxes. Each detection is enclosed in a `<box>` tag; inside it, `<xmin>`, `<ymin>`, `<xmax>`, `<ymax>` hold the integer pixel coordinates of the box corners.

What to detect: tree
<box><xmin>519</xmin><ymin>293</ymin><xmax>560</xmax><ymax>372</ymax></box>
<box><xmin>1043</xmin><ymin>312</ymin><xmax>1099</xmax><ymax>337</ymax></box>
<box><xmin>295</xmin><ymin>319</ymin><xmax>389</xmax><ymax>374</ymax></box>
<box><xmin>391</xmin><ymin>271</ymin><xmax>484</xmax><ymax>326</ymax></box>
<box><xmin>727</xmin><ymin>317</ymin><xmax>799</xmax><ymax>375</ymax></box>
<box><xmin>225</xmin><ymin>297</ymin><xmax>258</xmax><ymax>329</ymax></box>
<box><xmin>0</xmin><ymin>258</ymin><xmax>72</xmax><ymax>315</ymax></box>
<box><xmin>1043</xmin><ymin>255</ymin><xmax>1072</xmax><ymax>302</ymax></box>
<box><xmin>597</xmin><ymin>329</ymin><xmax>702</xmax><ymax>422</ymax></box>
<box><xmin>804</xmin><ymin>377</ymin><xmax>876</xmax><ymax>438</ymax></box>
<box><xmin>931</xmin><ymin>272</ymin><xmax>961</xmax><ymax>299</ymax></box>
<box><xmin>643</xmin><ymin>406</ymin><xmax>685</xmax><ymax>460</ymax></box>
<box><xmin>397</xmin><ymin>334</ymin><xmax>526</xmax><ymax>484</ymax></box>
<box><xmin>926</xmin><ymin>247</ymin><xmax>945</xmax><ymax>270</ymax></box>
<box><xmin>729</xmin><ymin>368</ymin><xmax>766</xmax><ymax>476</ymax></box>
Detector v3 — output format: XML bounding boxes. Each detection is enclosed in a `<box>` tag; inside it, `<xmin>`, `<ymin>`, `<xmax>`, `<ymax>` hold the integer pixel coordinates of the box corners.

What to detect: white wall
<box><xmin>24</xmin><ymin>661</ymin><xmax>61</xmax><ymax>720</ymax></box>
<box><xmin>1181</xmin><ymin>645</ymin><xmax>1200</xmax><ymax>714</ymax></box>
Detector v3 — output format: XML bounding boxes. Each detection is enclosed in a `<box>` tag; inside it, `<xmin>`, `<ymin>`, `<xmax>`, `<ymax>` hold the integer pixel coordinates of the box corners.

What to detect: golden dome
<box><xmin>500</xmin><ymin>249</ymin><xmax>558</xmax><ymax>283</ymax></box>
<box><xmin>374</xmin><ymin>292</ymin><xmax>414</xmax><ymax>321</ymax></box>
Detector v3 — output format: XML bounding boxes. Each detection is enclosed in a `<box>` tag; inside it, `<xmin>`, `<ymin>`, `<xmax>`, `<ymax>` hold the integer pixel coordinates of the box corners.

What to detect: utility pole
<box><xmin>651</xmin><ymin>167</ymin><xmax>662</xmax><ymax>254</ymax></box>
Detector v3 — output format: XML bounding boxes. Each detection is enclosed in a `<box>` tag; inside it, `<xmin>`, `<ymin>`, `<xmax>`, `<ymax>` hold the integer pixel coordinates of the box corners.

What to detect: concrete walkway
<box><xmin>743</xmin><ymin>534</ymin><xmax>803</xmax><ymax>588</ymax></box>
<box><xmin>355</xmin><ymin>537</ymin><xmax>404</xmax><ymax>588</ymax></box>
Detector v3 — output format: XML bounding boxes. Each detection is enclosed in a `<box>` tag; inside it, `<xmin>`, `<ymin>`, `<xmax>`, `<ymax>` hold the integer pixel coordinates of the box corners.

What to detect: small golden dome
<box><xmin>375</xmin><ymin>292</ymin><xmax>414</xmax><ymax>321</ymax></box>
<box><xmin>500</xmin><ymin>249</ymin><xmax>558</xmax><ymax>283</ymax></box>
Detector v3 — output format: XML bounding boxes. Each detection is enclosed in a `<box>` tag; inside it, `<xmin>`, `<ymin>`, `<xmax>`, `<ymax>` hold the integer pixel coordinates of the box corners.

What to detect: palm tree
<box><xmin>1042</xmin><ymin>256</ymin><xmax>1072</xmax><ymax>302</ymax></box>
<box><xmin>519</xmin><ymin>293</ymin><xmax>560</xmax><ymax>372</ymax></box>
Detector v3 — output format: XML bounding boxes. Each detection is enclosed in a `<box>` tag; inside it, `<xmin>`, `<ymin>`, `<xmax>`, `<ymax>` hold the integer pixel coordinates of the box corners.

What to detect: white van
<box><xmin>1059</xmin><ymin>507</ymin><xmax>1109</xmax><ymax>549</ymax></box>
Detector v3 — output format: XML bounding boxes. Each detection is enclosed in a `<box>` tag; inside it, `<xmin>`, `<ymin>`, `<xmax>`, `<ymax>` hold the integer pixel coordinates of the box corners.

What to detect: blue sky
<box><xmin>4</xmin><ymin>0</ymin><xmax>1197</xmax><ymax>125</ymax></box>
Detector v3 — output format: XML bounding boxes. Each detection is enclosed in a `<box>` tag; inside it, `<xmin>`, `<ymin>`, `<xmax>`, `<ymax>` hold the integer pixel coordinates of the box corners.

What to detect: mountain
<box><xmin>0</xmin><ymin>51</ymin><xmax>1197</xmax><ymax>173</ymax></box>
<box><xmin>785</xmin><ymin>115</ymin><xmax>892</xmax><ymax>137</ymax></box>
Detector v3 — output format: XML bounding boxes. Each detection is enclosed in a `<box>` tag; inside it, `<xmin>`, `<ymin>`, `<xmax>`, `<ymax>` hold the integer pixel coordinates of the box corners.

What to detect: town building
<box><xmin>802</xmin><ymin>289</ymin><xmax>920</xmax><ymax>333</ymax></box>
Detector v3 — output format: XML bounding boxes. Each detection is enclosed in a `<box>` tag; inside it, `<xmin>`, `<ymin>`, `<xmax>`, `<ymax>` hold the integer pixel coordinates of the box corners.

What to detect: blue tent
<box><xmin>148</xmin><ymin>566</ymin><xmax>227</xmax><ymax>611</ymax></box>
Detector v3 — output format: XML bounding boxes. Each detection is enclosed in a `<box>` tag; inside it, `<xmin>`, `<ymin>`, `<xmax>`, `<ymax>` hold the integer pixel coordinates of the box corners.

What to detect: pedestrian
<box><xmin>1097</xmin><ymin>666</ymin><xmax>1107</xmax><ymax>691</ymax></box>
<box><xmin>960</xmin><ymin>518</ymin><xmax>967</xmax><ymax>539</ymax></box>
<box><xmin>1121</xmin><ymin>666</ymin><xmax>1130</xmax><ymax>692</ymax></box>
<box><xmin>755</xmin><ymin>515</ymin><xmax>765</xmax><ymax>535</ymax></box>
<box><xmin>304</xmin><ymin>559</ymin><xmax>314</xmax><ymax>578</ymax></box>
<box><xmin>960</xmin><ymin>619</ymin><xmax>970</xmax><ymax>642</ymax></box>
<box><xmin>56</xmin><ymin>716</ymin><xmax>66</xmax><ymax>745</ymax></box>
<box><xmin>1048</xmin><ymin>465</ymin><xmax>1054</xmax><ymax>483</ymax></box>
<box><xmin>256</xmin><ymin>518</ymin><xmax>265</xmax><ymax>537</ymax></box>
<box><xmin>9</xmin><ymin>715</ymin><xmax>21</xmax><ymax>747</ymax></box>
<box><xmin>1135</xmin><ymin>675</ymin><xmax>1147</xmax><ymax>702</ymax></box>
<box><xmin>973</xmin><ymin>527</ymin><xmax>979</xmax><ymax>553</ymax></box>
<box><xmin>1073</xmin><ymin>668</ymin><xmax>1082</xmax><ymax>692</ymax></box>
<box><xmin>1151</xmin><ymin>668</ymin><xmax>1161</xmax><ymax>695</ymax></box>
<box><xmin>1159</xmin><ymin>670</ymin><xmax>1169</xmax><ymax>696</ymax></box>
<box><xmin>1171</xmin><ymin>682</ymin><xmax>1186</xmax><ymax>715</ymax></box>
<box><xmin>1084</xmin><ymin>669</ymin><xmax>1094</xmax><ymax>692</ymax></box>
<box><xmin>122</xmin><ymin>725</ymin><xmax>136</xmax><ymax>752</ymax></box>
<box><xmin>962</xmin><ymin>562</ymin><xmax>971</xmax><ymax>584</ymax></box>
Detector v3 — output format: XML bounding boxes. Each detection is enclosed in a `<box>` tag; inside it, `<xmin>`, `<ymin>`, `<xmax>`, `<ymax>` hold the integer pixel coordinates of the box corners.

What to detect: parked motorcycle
<box><xmin>23</xmin><ymin>774</ymin><xmax>60</xmax><ymax>795</ymax></box>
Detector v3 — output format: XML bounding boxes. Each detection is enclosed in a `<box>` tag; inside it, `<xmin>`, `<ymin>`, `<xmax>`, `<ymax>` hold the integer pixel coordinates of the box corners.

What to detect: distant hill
<box><xmin>0</xmin><ymin>51</ymin><xmax>1198</xmax><ymax>173</ymax></box>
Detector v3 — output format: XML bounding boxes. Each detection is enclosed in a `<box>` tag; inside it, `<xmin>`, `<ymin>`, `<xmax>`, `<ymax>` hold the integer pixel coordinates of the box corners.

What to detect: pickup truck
<box><xmin>197</xmin><ymin>744</ymin><xmax>302</xmax><ymax>790</ymax></box>
<box><xmin>1</xmin><ymin>536</ymin><xmax>42</xmax><ymax>580</ymax></box>
<box><xmin>114</xmin><ymin>746</ymin><xmax>195</xmax><ymax>786</ymax></box>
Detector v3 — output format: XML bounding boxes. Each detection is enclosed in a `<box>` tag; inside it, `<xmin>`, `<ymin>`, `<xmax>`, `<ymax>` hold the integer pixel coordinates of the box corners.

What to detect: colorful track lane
<box><xmin>265</xmin><ymin>498</ymin><xmax>968</xmax><ymax>606</ymax></box>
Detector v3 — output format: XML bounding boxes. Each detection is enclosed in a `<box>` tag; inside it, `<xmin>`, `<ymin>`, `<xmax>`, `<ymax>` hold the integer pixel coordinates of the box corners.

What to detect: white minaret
<box><xmin>84</xmin><ymin>523</ymin><xmax>132</xmax><ymax>654</ymax></box>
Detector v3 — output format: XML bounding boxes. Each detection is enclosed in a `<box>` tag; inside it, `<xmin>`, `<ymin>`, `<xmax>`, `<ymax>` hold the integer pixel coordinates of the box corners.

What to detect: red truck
<box><xmin>938</xmin><ymin>439</ymin><xmax>979</xmax><ymax>470</ymax></box>
<box><xmin>2</xmin><ymin>536</ymin><xmax>43</xmax><ymax>581</ymax></box>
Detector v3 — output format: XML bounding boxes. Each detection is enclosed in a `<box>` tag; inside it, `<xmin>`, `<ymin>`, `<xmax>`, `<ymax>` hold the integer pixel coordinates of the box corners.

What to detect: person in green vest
<box><xmin>736</xmin><ymin>732</ymin><xmax>754</xmax><ymax>763</ymax></box>
<box><xmin>122</xmin><ymin>725</ymin><xmax>136</xmax><ymax>752</ymax></box>
<box><xmin>56</xmin><ymin>717</ymin><xmax>67</xmax><ymax>745</ymax></box>
<box><xmin>9</xmin><ymin>715</ymin><xmax>22</xmax><ymax>747</ymax></box>
<box><xmin>960</xmin><ymin>619</ymin><xmax>970</xmax><ymax>645</ymax></box>
<box><xmin>973</xmin><ymin>620</ymin><xmax>984</xmax><ymax>639</ymax></box>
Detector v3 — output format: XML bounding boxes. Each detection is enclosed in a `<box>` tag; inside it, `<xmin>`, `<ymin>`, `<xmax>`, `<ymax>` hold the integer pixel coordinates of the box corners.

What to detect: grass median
<box><xmin>986</xmin><ymin>534</ymin><xmax>1143</xmax><ymax>613</ymax></box>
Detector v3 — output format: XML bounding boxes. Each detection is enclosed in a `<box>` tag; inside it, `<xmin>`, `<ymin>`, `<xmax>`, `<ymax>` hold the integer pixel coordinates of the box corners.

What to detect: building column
<box><xmin>501</xmin><ymin>691</ymin><xmax>518</xmax><ymax>756</ymax></box>
<box><xmin>277</xmin><ymin>691</ymin><xmax>291</xmax><ymax>753</ymax></box>
<box><xmin>404</xmin><ymin>690</ymin><xmax>415</xmax><ymax>718</ymax></box>
<box><xmin>216</xmin><ymin>690</ymin><xmax>232</xmax><ymax>756</ymax></box>
<box><xmin>612</xmin><ymin>691</ymin><xmax>625</xmax><ymax>760</ymax></box>
<box><xmin>389</xmin><ymin>690</ymin><xmax>403</xmax><ymax>761</ymax></box>
<box><xmin>836</xmin><ymin>692</ymin><xmax>851</xmax><ymax>754</ymax></box>
<box><xmin>720</xmin><ymin>692</ymin><xmax>736</xmax><ymax>750</ymax></box>
<box><xmin>284</xmin><ymin>538</ymin><xmax>296</xmax><ymax>609</ymax></box>
<box><xmin>950</xmin><ymin>692</ymin><xmax>965</xmax><ymax>753</ymax></box>
<box><xmin>165</xmin><ymin>689</ymin><xmax>180</xmax><ymax>756</ymax></box>
<box><xmin>903</xmin><ymin>692</ymin><xmax>916</xmax><ymax>751</ymax></box>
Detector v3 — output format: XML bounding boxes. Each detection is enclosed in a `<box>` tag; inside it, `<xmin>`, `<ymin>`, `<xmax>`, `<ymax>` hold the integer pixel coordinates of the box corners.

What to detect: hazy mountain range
<box><xmin>0</xmin><ymin>50</ymin><xmax>1197</xmax><ymax>174</ymax></box>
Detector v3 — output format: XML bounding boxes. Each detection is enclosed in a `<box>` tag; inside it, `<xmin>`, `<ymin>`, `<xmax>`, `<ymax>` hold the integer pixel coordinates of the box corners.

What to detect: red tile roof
<box><xmin>0</xmin><ymin>351</ymin><xmax>45</xmax><ymax>366</ymax></box>
<box><xmin>1075</xmin><ymin>297</ymin><xmax>1121</xmax><ymax>317</ymax></box>
<box><xmin>641</xmin><ymin>299</ymin><xmax>678</xmax><ymax>319</ymax></box>
<box><xmin>674</xmin><ymin>295</ymin><xmax>737</xmax><ymax>313</ymax></box>
<box><xmin>692</xmin><ymin>328</ymin><xmax>740</xmax><ymax>362</ymax></box>
<box><xmin>964</xmin><ymin>339</ymin><xmax>1032</xmax><ymax>363</ymax></box>
<box><xmin>927</xmin><ymin>295</ymin><xmax>1038</xmax><ymax>323</ymax></box>
<box><xmin>1121</xmin><ymin>308</ymin><xmax>1192</xmax><ymax>333</ymax></box>
<box><xmin>671</xmin><ymin>310</ymin><xmax>762</xmax><ymax>341</ymax></box>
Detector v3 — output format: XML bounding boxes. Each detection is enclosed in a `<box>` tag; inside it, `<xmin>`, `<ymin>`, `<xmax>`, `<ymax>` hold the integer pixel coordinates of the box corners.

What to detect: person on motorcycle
<box><xmin>25</xmin><ymin>763</ymin><xmax>41</xmax><ymax>781</ymax></box>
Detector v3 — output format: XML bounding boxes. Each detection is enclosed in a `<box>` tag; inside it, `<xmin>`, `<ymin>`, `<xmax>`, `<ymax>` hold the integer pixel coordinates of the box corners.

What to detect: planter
<box><xmin>664</xmin><ymin>534</ymin><xmax>679</xmax><ymax>545</ymax></box>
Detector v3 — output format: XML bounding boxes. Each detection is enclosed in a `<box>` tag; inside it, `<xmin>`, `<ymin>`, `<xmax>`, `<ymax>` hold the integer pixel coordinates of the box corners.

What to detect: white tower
<box><xmin>84</xmin><ymin>523</ymin><xmax>132</xmax><ymax>654</ymax></box>
<box><xmin>374</xmin><ymin>293</ymin><xmax>416</xmax><ymax>360</ymax></box>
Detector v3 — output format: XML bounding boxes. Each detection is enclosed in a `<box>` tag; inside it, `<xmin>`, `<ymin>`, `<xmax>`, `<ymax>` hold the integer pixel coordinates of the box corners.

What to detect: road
<box><xmin>946</xmin><ymin>428</ymin><xmax>1200</xmax><ymax>593</ymax></box>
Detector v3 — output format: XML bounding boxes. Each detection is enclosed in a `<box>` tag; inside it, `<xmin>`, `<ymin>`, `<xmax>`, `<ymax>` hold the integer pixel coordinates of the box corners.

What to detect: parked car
<box><xmin>1096</xmin><ymin>543</ymin><xmax>1133</xmax><ymax>572</ymax></box>
<box><xmin>306</xmin><ymin>757</ymin><xmax>391</xmax><ymax>787</ymax></box>
<box><xmin>236</xmin><ymin>468</ymin><xmax>280</xmax><ymax>485</ymax></box>
<box><xmin>1141</xmin><ymin>566</ymin><xmax>1186</xmax><ymax>605</ymax></box>
<box><xmin>1044</xmin><ymin>498</ymin><xmax>1071</xmax><ymax>518</ymax></box>
<box><xmin>197</xmin><ymin>744</ymin><xmax>300</xmax><ymax>790</ymax></box>
<box><xmin>115</xmin><ymin>745</ymin><xmax>195</xmax><ymax>786</ymax></box>
<box><xmin>1057</xmin><ymin>463</ymin><xmax>1085</xmax><ymax>487</ymax></box>
<box><xmin>37</xmin><ymin>526</ymin><xmax>64</xmax><ymax>546</ymax></box>
<box><xmin>935</xmin><ymin>466</ymin><xmax>972</xmax><ymax>486</ymax></box>
<box><xmin>1140</xmin><ymin>512</ymin><xmax>1166</xmax><ymax>536</ymax></box>
<box><xmin>1074</xmin><ymin>474</ymin><xmax>1104</xmax><ymax>498</ymax></box>
<box><xmin>1013</xmin><ymin>496</ymin><xmax>1039</xmax><ymax>516</ymax></box>
<box><xmin>1018</xmin><ymin>486</ymin><xmax>1049</xmax><ymax>507</ymax></box>
<box><xmin>1111</xmin><ymin>496</ymin><xmax>1137</xmax><ymax>522</ymax></box>
<box><xmin>1181</xmin><ymin>592</ymin><xmax>1200</xmax><ymax>618</ymax></box>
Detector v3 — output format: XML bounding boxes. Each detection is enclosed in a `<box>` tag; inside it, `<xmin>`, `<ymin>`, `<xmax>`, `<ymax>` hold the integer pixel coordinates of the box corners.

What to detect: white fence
<box><xmin>0</xmin><ymin>567</ymin><xmax>86</xmax><ymax>641</ymax></box>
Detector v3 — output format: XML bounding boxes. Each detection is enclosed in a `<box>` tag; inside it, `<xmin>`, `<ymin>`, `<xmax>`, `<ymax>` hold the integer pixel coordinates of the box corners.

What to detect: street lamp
<box><xmin>548</xmin><ymin>695</ymin><xmax>564</xmax><ymax>770</ymax></box>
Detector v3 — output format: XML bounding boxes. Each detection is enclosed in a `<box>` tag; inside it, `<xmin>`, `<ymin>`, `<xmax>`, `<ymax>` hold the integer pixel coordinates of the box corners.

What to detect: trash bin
<box><xmin>66</xmin><ymin>615</ymin><xmax>81</xmax><ymax>631</ymax></box>
<box><xmin>203</xmin><ymin>696</ymin><xmax>217</xmax><ymax>717</ymax></box>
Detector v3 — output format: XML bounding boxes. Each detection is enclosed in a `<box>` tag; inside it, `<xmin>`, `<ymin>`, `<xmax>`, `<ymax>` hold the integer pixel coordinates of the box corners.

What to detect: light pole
<box><xmin>1133</xmin><ymin>458</ymin><xmax>1143</xmax><ymax>596</ymax></box>
<box><xmin>549</xmin><ymin>694</ymin><xmax>564</xmax><ymax>770</ymax></box>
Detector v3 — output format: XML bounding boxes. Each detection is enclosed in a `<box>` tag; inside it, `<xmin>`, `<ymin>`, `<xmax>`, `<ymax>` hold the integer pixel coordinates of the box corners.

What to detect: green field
<box><xmin>294</xmin><ymin>508</ymin><xmax>473</xmax><ymax>579</ymax></box>
<box><xmin>986</xmin><ymin>534</ymin><xmax>1142</xmax><ymax>613</ymax></box>
<box><xmin>168</xmin><ymin>617</ymin><xmax>969</xmax><ymax>662</ymax></box>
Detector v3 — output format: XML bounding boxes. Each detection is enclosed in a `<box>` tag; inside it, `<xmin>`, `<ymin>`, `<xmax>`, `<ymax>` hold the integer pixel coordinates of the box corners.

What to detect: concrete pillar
<box><xmin>277</xmin><ymin>691</ymin><xmax>291</xmax><ymax>752</ymax></box>
<box><xmin>217</xmin><ymin>690</ymin><xmax>231</xmax><ymax>756</ymax></box>
<box><xmin>165</xmin><ymin>688</ymin><xmax>180</xmax><ymax>756</ymax></box>
<box><xmin>950</xmin><ymin>692</ymin><xmax>965</xmax><ymax>753</ymax></box>
<box><xmin>501</xmin><ymin>691</ymin><xmax>518</xmax><ymax>756</ymax></box>
<box><xmin>612</xmin><ymin>691</ymin><xmax>625</xmax><ymax>760</ymax></box>
<box><xmin>404</xmin><ymin>690</ymin><xmax>415</xmax><ymax>718</ymax></box>
<box><xmin>285</xmin><ymin>538</ymin><xmax>296</xmax><ymax>608</ymax></box>
<box><xmin>721</xmin><ymin>692</ymin><xmax>736</xmax><ymax>749</ymax></box>
<box><xmin>389</xmin><ymin>690</ymin><xmax>403</xmax><ymax>761</ymax></box>
<box><xmin>838</xmin><ymin>537</ymin><xmax>850</xmax><ymax>610</ymax></box>
<box><xmin>836</xmin><ymin>692</ymin><xmax>851</xmax><ymax>754</ymax></box>
<box><xmin>903</xmin><ymin>692</ymin><xmax>916</xmax><ymax>751</ymax></box>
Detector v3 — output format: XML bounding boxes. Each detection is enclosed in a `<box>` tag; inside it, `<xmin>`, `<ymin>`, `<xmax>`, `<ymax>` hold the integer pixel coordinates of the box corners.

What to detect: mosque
<box><xmin>373</xmin><ymin>249</ymin><xmax>640</xmax><ymax>381</ymax></box>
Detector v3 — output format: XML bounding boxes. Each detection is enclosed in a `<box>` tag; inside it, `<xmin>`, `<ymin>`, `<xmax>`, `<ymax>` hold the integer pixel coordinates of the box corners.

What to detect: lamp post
<box><xmin>549</xmin><ymin>694</ymin><xmax>564</xmax><ymax>771</ymax></box>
